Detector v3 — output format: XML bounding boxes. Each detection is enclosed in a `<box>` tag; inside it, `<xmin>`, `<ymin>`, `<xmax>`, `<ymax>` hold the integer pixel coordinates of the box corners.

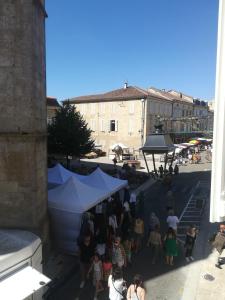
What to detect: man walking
<box><xmin>211</xmin><ymin>224</ymin><xmax>225</xmax><ymax>269</ymax></box>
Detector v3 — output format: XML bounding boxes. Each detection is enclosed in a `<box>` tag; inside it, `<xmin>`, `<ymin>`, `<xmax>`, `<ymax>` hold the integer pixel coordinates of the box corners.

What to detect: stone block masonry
<box><xmin>0</xmin><ymin>1</ymin><xmax>48</xmax><ymax>241</ymax></box>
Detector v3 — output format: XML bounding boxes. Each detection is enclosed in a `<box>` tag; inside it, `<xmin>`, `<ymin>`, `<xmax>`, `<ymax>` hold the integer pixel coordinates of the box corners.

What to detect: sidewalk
<box><xmin>181</xmin><ymin>202</ymin><xmax>225</xmax><ymax>300</ymax></box>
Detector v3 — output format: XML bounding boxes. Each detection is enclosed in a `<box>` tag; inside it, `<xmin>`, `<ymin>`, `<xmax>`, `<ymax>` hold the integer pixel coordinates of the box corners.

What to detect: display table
<box><xmin>124</xmin><ymin>160</ymin><xmax>141</xmax><ymax>169</ymax></box>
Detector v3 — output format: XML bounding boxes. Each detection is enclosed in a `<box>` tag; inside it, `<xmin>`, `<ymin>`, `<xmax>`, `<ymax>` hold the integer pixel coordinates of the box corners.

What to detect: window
<box><xmin>91</xmin><ymin>103</ymin><xmax>95</xmax><ymax>114</ymax></box>
<box><xmin>129</xmin><ymin>102</ymin><xmax>135</xmax><ymax>114</ymax></box>
<box><xmin>47</xmin><ymin>117</ymin><xmax>53</xmax><ymax>125</ymax></box>
<box><xmin>90</xmin><ymin>119</ymin><xmax>95</xmax><ymax>131</ymax></box>
<box><xmin>99</xmin><ymin>119</ymin><xmax>105</xmax><ymax>132</ymax></box>
<box><xmin>110</xmin><ymin>120</ymin><xmax>118</xmax><ymax>132</ymax></box>
<box><xmin>99</xmin><ymin>103</ymin><xmax>105</xmax><ymax>113</ymax></box>
<box><xmin>128</xmin><ymin>119</ymin><xmax>134</xmax><ymax>134</ymax></box>
<box><xmin>111</xmin><ymin>103</ymin><xmax>116</xmax><ymax>113</ymax></box>
<box><xmin>110</xmin><ymin>120</ymin><xmax>115</xmax><ymax>131</ymax></box>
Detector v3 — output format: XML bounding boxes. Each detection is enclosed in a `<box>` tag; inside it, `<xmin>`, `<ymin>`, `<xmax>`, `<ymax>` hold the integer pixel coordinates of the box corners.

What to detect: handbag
<box><xmin>112</xmin><ymin>279</ymin><xmax>127</xmax><ymax>300</ymax></box>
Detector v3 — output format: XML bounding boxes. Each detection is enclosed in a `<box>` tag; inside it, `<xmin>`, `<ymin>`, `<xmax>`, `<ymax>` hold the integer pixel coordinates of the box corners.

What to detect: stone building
<box><xmin>0</xmin><ymin>1</ymin><xmax>48</xmax><ymax>239</ymax></box>
<box><xmin>47</xmin><ymin>97</ymin><xmax>60</xmax><ymax>124</ymax></box>
<box><xmin>67</xmin><ymin>84</ymin><xmax>212</xmax><ymax>153</ymax></box>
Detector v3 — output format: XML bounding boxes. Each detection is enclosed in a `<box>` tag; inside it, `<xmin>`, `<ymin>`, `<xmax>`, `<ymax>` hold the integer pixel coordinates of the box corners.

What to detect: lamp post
<box><xmin>140</xmin><ymin>121</ymin><xmax>175</xmax><ymax>176</ymax></box>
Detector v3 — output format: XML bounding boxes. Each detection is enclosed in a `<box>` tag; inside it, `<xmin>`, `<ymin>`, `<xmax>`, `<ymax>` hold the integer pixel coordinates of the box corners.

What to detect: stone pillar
<box><xmin>0</xmin><ymin>1</ymin><xmax>48</xmax><ymax>240</ymax></box>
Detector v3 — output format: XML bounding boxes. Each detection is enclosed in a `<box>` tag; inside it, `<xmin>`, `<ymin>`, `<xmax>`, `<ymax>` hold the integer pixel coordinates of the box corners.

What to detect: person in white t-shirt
<box><xmin>108</xmin><ymin>267</ymin><xmax>125</xmax><ymax>300</ymax></box>
<box><xmin>166</xmin><ymin>211</ymin><xmax>179</xmax><ymax>233</ymax></box>
<box><xmin>109</xmin><ymin>214</ymin><xmax>118</xmax><ymax>234</ymax></box>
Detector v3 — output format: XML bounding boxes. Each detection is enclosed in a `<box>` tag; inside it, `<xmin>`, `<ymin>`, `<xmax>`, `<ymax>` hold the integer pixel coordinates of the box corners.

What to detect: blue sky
<box><xmin>46</xmin><ymin>0</ymin><xmax>219</xmax><ymax>101</ymax></box>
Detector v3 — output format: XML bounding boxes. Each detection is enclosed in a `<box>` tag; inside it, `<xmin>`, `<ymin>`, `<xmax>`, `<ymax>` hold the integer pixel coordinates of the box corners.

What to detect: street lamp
<box><xmin>140</xmin><ymin>122</ymin><xmax>175</xmax><ymax>176</ymax></box>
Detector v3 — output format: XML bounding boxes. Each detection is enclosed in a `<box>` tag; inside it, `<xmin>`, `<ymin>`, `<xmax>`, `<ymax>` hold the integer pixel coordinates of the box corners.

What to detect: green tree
<box><xmin>48</xmin><ymin>101</ymin><xmax>94</xmax><ymax>168</ymax></box>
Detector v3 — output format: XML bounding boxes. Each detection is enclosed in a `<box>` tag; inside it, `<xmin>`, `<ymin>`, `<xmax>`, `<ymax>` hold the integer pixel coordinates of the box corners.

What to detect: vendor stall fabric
<box><xmin>48</xmin><ymin>163</ymin><xmax>85</xmax><ymax>185</ymax></box>
<box><xmin>48</xmin><ymin>165</ymin><xmax>128</xmax><ymax>254</ymax></box>
<box><xmin>48</xmin><ymin>177</ymin><xmax>108</xmax><ymax>254</ymax></box>
<box><xmin>81</xmin><ymin>167</ymin><xmax>127</xmax><ymax>195</ymax></box>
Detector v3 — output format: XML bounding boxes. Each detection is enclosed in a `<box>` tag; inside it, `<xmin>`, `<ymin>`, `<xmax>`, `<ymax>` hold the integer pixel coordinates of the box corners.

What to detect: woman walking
<box><xmin>164</xmin><ymin>227</ymin><xmax>178</xmax><ymax>266</ymax></box>
<box><xmin>184</xmin><ymin>225</ymin><xmax>197</xmax><ymax>262</ymax></box>
<box><xmin>108</xmin><ymin>267</ymin><xmax>126</xmax><ymax>300</ymax></box>
<box><xmin>87</xmin><ymin>253</ymin><xmax>104</xmax><ymax>300</ymax></box>
<box><xmin>126</xmin><ymin>274</ymin><xmax>146</xmax><ymax>300</ymax></box>
<box><xmin>147</xmin><ymin>224</ymin><xmax>162</xmax><ymax>264</ymax></box>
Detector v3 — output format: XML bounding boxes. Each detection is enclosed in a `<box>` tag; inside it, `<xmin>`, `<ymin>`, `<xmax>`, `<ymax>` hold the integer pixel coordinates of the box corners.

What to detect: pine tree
<box><xmin>48</xmin><ymin>101</ymin><xmax>94</xmax><ymax>168</ymax></box>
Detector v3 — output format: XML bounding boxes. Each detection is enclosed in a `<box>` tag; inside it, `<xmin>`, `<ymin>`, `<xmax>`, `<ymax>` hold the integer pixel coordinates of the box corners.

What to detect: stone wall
<box><xmin>0</xmin><ymin>1</ymin><xmax>48</xmax><ymax>240</ymax></box>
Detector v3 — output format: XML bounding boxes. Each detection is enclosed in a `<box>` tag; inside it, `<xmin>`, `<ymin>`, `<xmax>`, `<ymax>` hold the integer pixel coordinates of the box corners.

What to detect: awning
<box><xmin>0</xmin><ymin>266</ymin><xmax>50</xmax><ymax>300</ymax></box>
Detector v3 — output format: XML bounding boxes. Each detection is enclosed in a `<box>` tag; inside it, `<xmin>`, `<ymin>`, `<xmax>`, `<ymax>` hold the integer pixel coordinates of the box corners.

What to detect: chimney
<box><xmin>124</xmin><ymin>81</ymin><xmax>128</xmax><ymax>89</ymax></box>
<box><xmin>180</xmin><ymin>92</ymin><xmax>183</xmax><ymax>98</ymax></box>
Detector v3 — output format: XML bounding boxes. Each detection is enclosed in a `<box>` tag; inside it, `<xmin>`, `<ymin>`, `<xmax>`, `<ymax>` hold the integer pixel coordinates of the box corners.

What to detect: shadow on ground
<box><xmin>47</xmin><ymin>168</ymin><xmax>213</xmax><ymax>300</ymax></box>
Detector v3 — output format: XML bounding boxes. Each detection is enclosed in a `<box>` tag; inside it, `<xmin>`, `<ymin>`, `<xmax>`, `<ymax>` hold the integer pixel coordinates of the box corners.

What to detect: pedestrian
<box><xmin>108</xmin><ymin>266</ymin><xmax>126</xmax><ymax>300</ymax></box>
<box><xmin>127</xmin><ymin>274</ymin><xmax>146</xmax><ymax>300</ymax></box>
<box><xmin>188</xmin><ymin>153</ymin><xmax>192</xmax><ymax>164</ymax></box>
<box><xmin>111</xmin><ymin>236</ymin><xmax>127</xmax><ymax>268</ymax></box>
<box><xmin>129</xmin><ymin>192</ymin><xmax>136</xmax><ymax>218</ymax></box>
<box><xmin>102</xmin><ymin>254</ymin><xmax>112</xmax><ymax>287</ymax></box>
<box><xmin>210</xmin><ymin>224</ymin><xmax>225</xmax><ymax>269</ymax></box>
<box><xmin>164</xmin><ymin>227</ymin><xmax>178</xmax><ymax>266</ymax></box>
<box><xmin>148</xmin><ymin>212</ymin><xmax>160</xmax><ymax>233</ymax></box>
<box><xmin>123</xmin><ymin>234</ymin><xmax>132</xmax><ymax>266</ymax></box>
<box><xmin>166</xmin><ymin>210</ymin><xmax>179</xmax><ymax>233</ymax></box>
<box><xmin>184</xmin><ymin>225</ymin><xmax>197</xmax><ymax>262</ymax></box>
<box><xmin>147</xmin><ymin>224</ymin><xmax>162</xmax><ymax>264</ymax></box>
<box><xmin>134</xmin><ymin>216</ymin><xmax>144</xmax><ymax>253</ymax></box>
<box><xmin>109</xmin><ymin>213</ymin><xmax>118</xmax><ymax>235</ymax></box>
<box><xmin>121</xmin><ymin>211</ymin><xmax>132</xmax><ymax>240</ymax></box>
<box><xmin>169</xmin><ymin>165</ymin><xmax>173</xmax><ymax>175</ymax></box>
<box><xmin>159</xmin><ymin>164</ymin><xmax>164</xmax><ymax>178</ymax></box>
<box><xmin>78</xmin><ymin>234</ymin><xmax>96</xmax><ymax>288</ymax></box>
<box><xmin>87</xmin><ymin>253</ymin><xmax>104</xmax><ymax>300</ymax></box>
<box><xmin>166</xmin><ymin>191</ymin><xmax>175</xmax><ymax>214</ymax></box>
<box><xmin>96</xmin><ymin>231</ymin><xmax>106</xmax><ymax>260</ymax></box>
<box><xmin>174</xmin><ymin>164</ymin><xmax>179</xmax><ymax>175</ymax></box>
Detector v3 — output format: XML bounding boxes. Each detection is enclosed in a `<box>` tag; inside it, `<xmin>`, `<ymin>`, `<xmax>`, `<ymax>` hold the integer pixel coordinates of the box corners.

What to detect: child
<box><xmin>87</xmin><ymin>253</ymin><xmax>104</xmax><ymax>300</ymax></box>
<box><xmin>102</xmin><ymin>254</ymin><xmax>112</xmax><ymax>288</ymax></box>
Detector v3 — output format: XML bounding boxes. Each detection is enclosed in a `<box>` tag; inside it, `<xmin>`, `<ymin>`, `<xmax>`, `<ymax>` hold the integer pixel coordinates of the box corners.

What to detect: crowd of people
<box><xmin>76</xmin><ymin>183</ymin><xmax>200</xmax><ymax>300</ymax></box>
<box><xmin>71</xmin><ymin>140</ymin><xmax>219</xmax><ymax>299</ymax></box>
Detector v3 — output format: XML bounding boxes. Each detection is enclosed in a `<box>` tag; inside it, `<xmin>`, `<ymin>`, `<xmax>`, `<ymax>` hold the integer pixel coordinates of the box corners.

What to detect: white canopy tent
<box><xmin>48</xmin><ymin>163</ymin><xmax>85</xmax><ymax>185</ymax></box>
<box><xmin>81</xmin><ymin>167</ymin><xmax>128</xmax><ymax>194</ymax></box>
<box><xmin>110</xmin><ymin>143</ymin><xmax>129</xmax><ymax>149</ymax></box>
<box><xmin>48</xmin><ymin>176</ymin><xmax>109</xmax><ymax>254</ymax></box>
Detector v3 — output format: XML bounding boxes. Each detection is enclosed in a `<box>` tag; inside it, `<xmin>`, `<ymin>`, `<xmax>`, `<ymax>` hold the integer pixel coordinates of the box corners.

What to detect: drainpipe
<box><xmin>141</xmin><ymin>98</ymin><xmax>146</xmax><ymax>147</ymax></box>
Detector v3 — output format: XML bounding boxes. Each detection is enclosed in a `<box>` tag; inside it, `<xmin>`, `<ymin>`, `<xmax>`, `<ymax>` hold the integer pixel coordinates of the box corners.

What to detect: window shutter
<box><xmin>129</xmin><ymin>102</ymin><xmax>135</xmax><ymax>114</ymax></box>
<box><xmin>115</xmin><ymin>120</ymin><xmax>118</xmax><ymax>132</ymax></box>
<box><xmin>128</xmin><ymin>119</ymin><xmax>133</xmax><ymax>133</ymax></box>
<box><xmin>107</xmin><ymin>120</ymin><xmax>111</xmax><ymax>132</ymax></box>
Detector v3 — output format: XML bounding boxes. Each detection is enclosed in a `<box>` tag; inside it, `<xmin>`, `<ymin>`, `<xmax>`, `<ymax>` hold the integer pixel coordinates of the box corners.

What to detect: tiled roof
<box><xmin>167</xmin><ymin>90</ymin><xmax>193</xmax><ymax>103</ymax></box>
<box><xmin>148</xmin><ymin>87</ymin><xmax>174</xmax><ymax>101</ymax></box>
<box><xmin>67</xmin><ymin>86</ymin><xmax>149</xmax><ymax>103</ymax></box>
<box><xmin>47</xmin><ymin>97</ymin><xmax>60</xmax><ymax>107</ymax></box>
<box><xmin>66</xmin><ymin>85</ymin><xmax>197</xmax><ymax>105</ymax></box>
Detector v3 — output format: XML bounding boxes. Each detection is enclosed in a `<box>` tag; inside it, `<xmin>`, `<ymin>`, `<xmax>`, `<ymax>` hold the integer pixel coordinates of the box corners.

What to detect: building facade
<box><xmin>47</xmin><ymin>97</ymin><xmax>60</xmax><ymax>124</ymax></box>
<box><xmin>0</xmin><ymin>1</ymin><xmax>48</xmax><ymax>239</ymax></box>
<box><xmin>67</xmin><ymin>84</ymin><xmax>212</xmax><ymax>154</ymax></box>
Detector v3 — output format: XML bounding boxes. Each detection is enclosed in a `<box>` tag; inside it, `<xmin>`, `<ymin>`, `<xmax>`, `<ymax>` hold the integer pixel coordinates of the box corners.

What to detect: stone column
<box><xmin>0</xmin><ymin>1</ymin><xmax>48</xmax><ymax>240</ymax></box>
